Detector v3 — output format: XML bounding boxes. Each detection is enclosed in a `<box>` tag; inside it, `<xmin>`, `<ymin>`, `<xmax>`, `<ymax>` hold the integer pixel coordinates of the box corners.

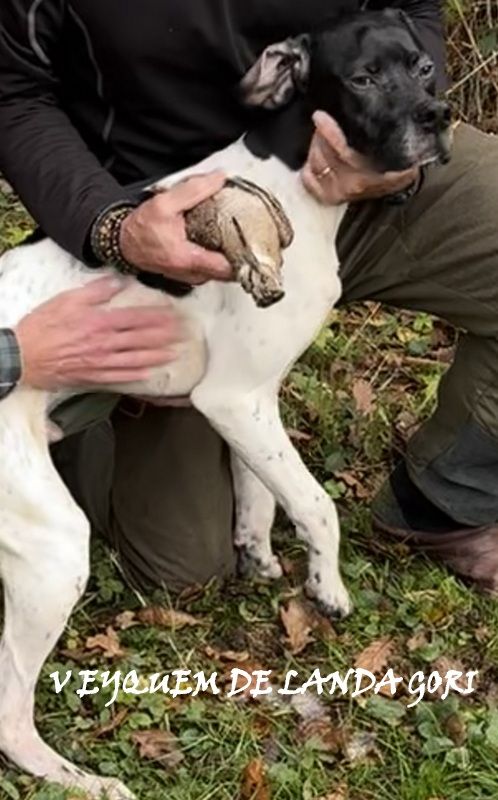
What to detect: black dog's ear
<box><xmin>240</xmin><ymin>35</ymin><xmax>311</xmax><ymax>110</ymax></box>
<box><xmin>382</xmin><ymin>7</ymin><xmax>425</xmax><ymax>50</ymax></box>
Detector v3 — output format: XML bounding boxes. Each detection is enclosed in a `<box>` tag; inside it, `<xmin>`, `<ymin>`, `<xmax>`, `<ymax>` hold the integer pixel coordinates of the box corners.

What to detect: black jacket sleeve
<box><xmin>371</xmin><ymin>0</ymin><xmax>447</xmax><ymax>90</ymax></box>
<box><xmin>0</xmin><ymin>0</ymin><xmax>127</xmax><ymax>261</ymax></box>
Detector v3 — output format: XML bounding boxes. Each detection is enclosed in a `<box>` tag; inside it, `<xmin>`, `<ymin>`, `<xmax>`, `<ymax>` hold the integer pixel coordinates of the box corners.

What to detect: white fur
<box><xmin>0</xmin><ymin>139</ymin><xmax>351</xmax><ymax>798</ymax></box>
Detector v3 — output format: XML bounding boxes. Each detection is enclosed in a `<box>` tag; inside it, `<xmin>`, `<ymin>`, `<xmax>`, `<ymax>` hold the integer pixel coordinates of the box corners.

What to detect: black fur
<box><xmin>245</xmin><ymin>10</ymin><xmax>451</xmax><ymax>173</ymax></box>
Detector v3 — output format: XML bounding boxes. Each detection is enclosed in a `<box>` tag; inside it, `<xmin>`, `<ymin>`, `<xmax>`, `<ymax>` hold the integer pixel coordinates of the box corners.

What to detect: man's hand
<box><xmin>16</xmin><ymin>276</ymin><xmax>182</xmax><ymax>390</ymax></box>
<box><xmin>120</xmin><ymin>171</ymin><xmax>233</xmax><ymax>283</ymax></box>
<box><xmin>302</xmin><ymin>111</ymin><xmax>419</xmax><ymax>205</ymax></box>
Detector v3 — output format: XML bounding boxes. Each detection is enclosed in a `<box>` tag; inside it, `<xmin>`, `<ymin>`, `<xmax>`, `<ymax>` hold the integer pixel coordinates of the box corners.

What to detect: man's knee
<box><xmin>110</xmin><ymin>405</ymin><xmax>236</xmax><ymax>592</ymax></box>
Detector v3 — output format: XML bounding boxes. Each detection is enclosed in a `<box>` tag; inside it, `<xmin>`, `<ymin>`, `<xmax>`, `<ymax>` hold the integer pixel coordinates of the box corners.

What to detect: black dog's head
<box><xmin>241</xmin><ymin>9</ymin><xmax>452</xmax><ymax>171</ymax></box>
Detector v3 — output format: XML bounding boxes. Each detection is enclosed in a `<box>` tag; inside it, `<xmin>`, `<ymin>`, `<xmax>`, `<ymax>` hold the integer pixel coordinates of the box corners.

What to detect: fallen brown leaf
<box><xmin>136</xmin><ymin>607</ymin><xmax>201</xmax><ymax>629</ymax></box>
<box><xmin>289</xmin><ymin>692</ymin><xmax>328</xmax><ymax>721</ymax></box>
<box><xmin>343</xmin><ymin>731</ymin><xmax>378</xmax><ymax>763</ymax></box>
<box><xmin>406</xmin><ymin>631</ymin><xmax>429</xmax><ymax>652</ymax></box>
<box><xmin>240</xmin><ymin>758</ymin><xmax>271</xmax><ymax>800</ymax></box>
<box><xmin>205</xmin><ymin>645</ymin><xmax>251</xmax><ymax>663</ymax></box>
<box><xmin>336</xmin><ymin>470</ymin><xmax>371</xmax><ymax>500</ymax></box>
<box><xmin>93</xmin><ymin>708</ymin><xmax>128</xmax><ymax>738</ymax></box>
<box><xmin>59</xmin><ymin>646</ymin><xmax>95</xmax><ymax>664</ymax></box>
<box><xmin>286</xmin><ymin>427</ymin><xmax>313</xmax><ymax>442</ymax></box>
<box><xmin>85</xmin><ymin>627</ymin><xmax>125</xmax><ymax>659</ymax></box>
<box><xmin>297</xmin><ymin>718</ymin><xmax>345</xmax><ymax>754</ymax></box>
<box><xmin>280</xmin><ymin>599</ymin><xmax>315</xmax><ymax>655</ymax></box>
<box><xmin>222</xmin><ymin>659</ymin><xmax>268</xmax><ymax>701</ymax></box>
<box><xmin>131</xmin><ymin>730</ymin><xmax>184</xmax><ymax>771</ymax></box>
<box><xmin>354</xmin><ymin>636</ymin><xmax>396</xmax><ymax>674</ymax></box>
<box><xmin>115</xmin><ymin>610</ymin><xmax>139</xmax><ymax>630</ymax></box>
<box><xmin>432</xmin><ymin>657</ymin><xmax>469</xmax><ymax>697</ymax></box>
<box><xmin>352</xmin><ymin>379</ymin><xmax>375</xmax><ymax>416</ymax></box>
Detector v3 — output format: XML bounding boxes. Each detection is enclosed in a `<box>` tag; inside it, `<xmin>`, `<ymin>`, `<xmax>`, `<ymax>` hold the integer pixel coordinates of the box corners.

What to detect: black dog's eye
<box><xmin>350</xmin><ymin>75</ymin><xmax>375</xmax><ymax>89</ymax></box>
<box><xmin>419</xmin><ymin>62</ymin><xmax>434</xmax><ymax>79</ymax></box>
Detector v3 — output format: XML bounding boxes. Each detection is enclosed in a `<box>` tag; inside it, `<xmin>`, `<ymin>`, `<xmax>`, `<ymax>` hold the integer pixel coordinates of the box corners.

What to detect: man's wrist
<box><xmin>89</xmin><ymin>201</ymin><xmax>140</xmax><ymax>274</ymax></box>
<box><xmin>0</xmin><ymin>328</ymin><xmax>22</xmax><ymax>399</ymax></box>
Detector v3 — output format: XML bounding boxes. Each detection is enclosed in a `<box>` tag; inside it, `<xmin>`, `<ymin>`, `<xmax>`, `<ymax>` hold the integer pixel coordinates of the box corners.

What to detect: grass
<box><xmin>2</xmin><ymin>203</ymin><xmax>498</xmax><ymax>800</ymax></box>
<box><xmin>0</xmin><ymin>7</ymin><xmax>497</xmax><ymax>799</ymax></box>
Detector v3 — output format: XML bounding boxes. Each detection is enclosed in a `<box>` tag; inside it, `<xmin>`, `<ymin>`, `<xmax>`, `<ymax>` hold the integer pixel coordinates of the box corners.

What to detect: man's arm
<box><xmin>0</xmin><ymin>0</ymin><xmax>128</xmax><ymax>261</ymax></box>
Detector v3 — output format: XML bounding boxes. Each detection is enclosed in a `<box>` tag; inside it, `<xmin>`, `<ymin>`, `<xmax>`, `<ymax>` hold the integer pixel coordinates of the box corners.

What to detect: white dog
<box><xmin>0</xmin><ymin>11</ymin><xmax>451</xmax><ymax>798</ymax></box>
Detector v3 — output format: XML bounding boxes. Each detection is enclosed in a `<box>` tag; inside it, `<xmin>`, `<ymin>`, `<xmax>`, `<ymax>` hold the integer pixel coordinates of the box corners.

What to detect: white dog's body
<box><xmin>0</xmin><ymin>139</ymin><xmax>350</xmax><ymax>797</ymax></box>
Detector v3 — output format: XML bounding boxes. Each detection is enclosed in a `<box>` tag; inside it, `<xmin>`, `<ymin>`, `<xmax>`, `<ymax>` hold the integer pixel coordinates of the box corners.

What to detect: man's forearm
<box><xmin>0</xmin><ymin>99</ymin><xmax>130</xmax><ymax>262</ymax></box>
<box><xmin>0</xmin><ymin>0</ymin><xmax>130</xmax><ymax>261</ymax></box>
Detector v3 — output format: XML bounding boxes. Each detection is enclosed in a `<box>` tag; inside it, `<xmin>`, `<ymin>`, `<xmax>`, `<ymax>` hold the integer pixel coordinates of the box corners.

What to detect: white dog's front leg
<box><xmin>231</xmin><ymin>454</ymin><xmax>281</xmax><ymax>579</ymax></box>
<box><xmin>194</xmin><ymin>387</ymin><xmax>352</xmax><ymax>619</ymax></box>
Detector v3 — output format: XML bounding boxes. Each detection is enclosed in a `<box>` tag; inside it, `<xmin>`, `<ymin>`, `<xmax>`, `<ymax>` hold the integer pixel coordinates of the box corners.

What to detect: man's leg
<box><xmin>337</xmin><ymin>124</ymin><xmax>498</xmax><ymax>589</ymax></box>
<box><xmin>51</xmin><ymin>398</ymin><xmax>235</xmax><ymax>592</ymax></box>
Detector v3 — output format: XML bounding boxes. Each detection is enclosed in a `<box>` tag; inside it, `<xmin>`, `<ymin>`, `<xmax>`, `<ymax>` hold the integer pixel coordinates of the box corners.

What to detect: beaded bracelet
<box><xmin>90</xmin><ymin>202</ymin><xmax>139</xmax><ymax>275</ymax></box>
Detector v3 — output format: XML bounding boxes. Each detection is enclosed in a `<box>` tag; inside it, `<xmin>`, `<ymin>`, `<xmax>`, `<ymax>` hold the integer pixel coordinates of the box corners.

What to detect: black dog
<box><xmin>242</xmin><ymin>8</ymin><xmax>452</xmax><ymax>173</ymax></box>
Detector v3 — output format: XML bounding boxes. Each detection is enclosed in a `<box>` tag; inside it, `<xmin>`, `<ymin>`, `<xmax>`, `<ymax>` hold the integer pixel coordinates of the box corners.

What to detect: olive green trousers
<box><xmin>52</xmin><ymin>123</ymin><xmax>498</xmax><ymax>590</ymax></box>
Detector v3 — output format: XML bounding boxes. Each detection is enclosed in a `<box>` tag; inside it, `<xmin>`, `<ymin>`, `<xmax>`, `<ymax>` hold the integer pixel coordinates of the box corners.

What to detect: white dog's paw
<box><xmin>91</xmin><ymin>777</ymin><xmax>137</xmax><ymax>800</ymax></box>
<box><xmin>237</xmin><ymin>545</ymin><xmax>283</xmax><ymax>580</ymax></box>
<box><xmin>305</xmin><ymin>574</ymin><xmax>353</xmax><ymax>620</ymax></box>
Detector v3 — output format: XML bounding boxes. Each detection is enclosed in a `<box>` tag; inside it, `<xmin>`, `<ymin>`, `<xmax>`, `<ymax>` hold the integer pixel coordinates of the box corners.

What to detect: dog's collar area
<box><xmin>136</xmin><ymin>270</ymin><xmax>194</xmax><ymax>297</ymax></box>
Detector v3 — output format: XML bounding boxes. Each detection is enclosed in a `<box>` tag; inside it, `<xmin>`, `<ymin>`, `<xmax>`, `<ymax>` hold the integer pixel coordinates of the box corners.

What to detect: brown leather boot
<box><xmin>373</xmin><ymin>513</ymin><xmax>498</xmax><ymax>595</ymax></box>
<box><xmin>371</xmin><ymin>463</ymin><xmax>498</xmax><ymax>594</ymax></box>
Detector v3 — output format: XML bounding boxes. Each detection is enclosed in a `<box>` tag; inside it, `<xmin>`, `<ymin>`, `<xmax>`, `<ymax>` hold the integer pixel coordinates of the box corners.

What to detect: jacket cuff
<box><xmin>0</xmin><ymin>328</ymin><xmax>22</xmax><ymax>399</ymax></box>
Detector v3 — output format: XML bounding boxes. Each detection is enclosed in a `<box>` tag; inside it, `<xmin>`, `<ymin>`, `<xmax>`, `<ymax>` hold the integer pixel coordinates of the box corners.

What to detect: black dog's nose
<box><xmin>414</xmin><ymin>101</ymin><xmax>451</xmax><ymax>132</ymax></box>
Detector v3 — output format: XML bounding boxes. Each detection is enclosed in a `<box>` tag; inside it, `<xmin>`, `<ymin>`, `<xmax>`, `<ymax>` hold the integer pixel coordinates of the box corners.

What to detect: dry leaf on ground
<box><xmin>352</xmin><ymin>378</ymin><xmax>375</xmax><ymax>415</ymax></box>
<box><xmin>280</xmin><ymin>599</ymin><xmax>316</xmax><ymax>655</ymax></box>
<box><xmin>286</xmin><ymin>427</ymin><xmax>313</xmax><ymax>442</ymax></box>
<box><xmin>297</xmin><ymin>718</ymin><xmax>345</xmax><ymax>754</ymax></box>
<box><xmin>93</xmin><ymin>708</ymin><xmax>128</xmax><ymax>738</ymax></box>
<box><xmin>85</xmin><ymin>627</ymin><xmax>125</xmax><ymax>659</ymax></box>
<box><xmin>354</xmin><ymin>636</ymin><xmax>396</xmax><ymax>674</ymax></box>
<box><xmin>136</xmin><ymin>607</ymin><xmax>201</xmax><ymax>629</ymax></box>
<box><xmin>222</xmin><ymin>659</ymin><xmax>268</xmax><ymax>701</ymax></box>
<box><xmin>289</xmin><ymin>692</ymin><xmax>328</xmax><ymax>721</ymax></box>
<box><xmin>240</xmin><ymin>758</ymin><xmax>271</xmax><ymax>800</ymax></box>
<box><xmin>406</xmin><ymin>631</ymin><xmax>429</xmax><ymax>652</ymax></box>
<box><xmin>131</xmin><ymin>730</ymin><xmax>184</xmax><ymax>771</ymax></box>
<box><xmin>343</xmin><ymin>731</ymin><xmax>378</xmax><ymax>763</ymax></box>
<box><xmin>115</xmin><ymin>610</ymin><xmax>139</xmax><ymax>630</ymax></box>
<box><xmin>336</xmin><ymin>470</ymin><xmax>371</xmax><ymax>500</ymax></box>
<box><xmin>205</xmin><ymin>645</ymin><xmax>250</xmax><ymax>663</ymax></box>
<box><xmin>432</xmin><ymin>657</ymin><xmax>469</xmax><ymax>697</ymax></box>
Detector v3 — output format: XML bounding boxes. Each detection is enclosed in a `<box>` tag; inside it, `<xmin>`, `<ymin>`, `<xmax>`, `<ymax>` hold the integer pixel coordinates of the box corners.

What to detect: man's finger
<box><xmin>112</xmin><ymin>325</ymin><xmax>183</xmax><ymax>351</ymax></box>
<box><xmin>168</xmin><ymin>170</ymin><xmax>227</xmax><ymax>212</ymax></box>
<box><xmin>313</xmin><ymin>111</ymin><xmax>351</xmax><ymax>159</ymax></box>
<box><xmin>79</xmin><ymin>368</ymin><xmax>151</xmax><ymax>384</ymax></box>
<box><xmin>301</xmin><ymin>163</ymin><xmax>328</xmax><ymax>204</ymax></box>
<box><xmin>183</xmin><ymin>243</ymin><xmax>234</xmax><ymax>281</ymax></box>
<box><xmin>96</xmin><ymin>348</ymin><xmax>174</xmax><ymax>370</ymax></box>
<box><xmin>99</xmin><ymin>306</ymin><xmax>178</xmax><ymax>332</ymax></box>
<box><xmin>384</xmin><ymin>167</ymin><xmax>420</xmax><ymax>183</ymax></box>
<box><xmin>71</xmin><ymin>275</ymin><xmax>132</xmax><ymax>305</ymax></box>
